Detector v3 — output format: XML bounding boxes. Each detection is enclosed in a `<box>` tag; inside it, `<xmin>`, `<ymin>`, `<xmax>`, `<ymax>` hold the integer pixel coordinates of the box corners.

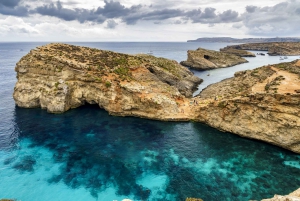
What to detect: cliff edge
<box><xmin>13</xmin><ymin>43</ymin><xmax>202</xmax><ymax>120</ymax></box>
<box><xmin>13</xmin><ymin>44</ymin><xmax>300</xmax><ymax>154</ymax></box>
<box><xmin>193</xmin><ymin>60</ymin><xmax>300</xmax><ymax>153</ymax></box>
<box><xmin>180</xmin><ymin>48</ymin><xmax>248</xmax><ymax>70</ymax></box>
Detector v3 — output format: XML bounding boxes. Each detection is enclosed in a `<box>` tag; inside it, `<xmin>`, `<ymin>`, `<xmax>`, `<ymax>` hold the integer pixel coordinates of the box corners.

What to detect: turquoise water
<box><xmin>0</xmin><ymin>42</ymin><xmax>299</xmax><ymax>201</ymax></box>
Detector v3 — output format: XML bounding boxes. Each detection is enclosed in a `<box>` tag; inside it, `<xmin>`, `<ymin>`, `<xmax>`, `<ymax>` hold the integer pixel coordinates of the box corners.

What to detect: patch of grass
<box><xmin>55</xmin><ymin>82</ymin><xmax>59</xmax><ymax>89</ymax></box>
<box><xmin>218</xmin><ymin>101</ymin><xmax>227</xmax><ymax>108</ymax></box>
<box><xmin>114</xmin><ymin>66</ymin><xmax>131</xmax><ymax>80</ymax></box>
<box><xmin>105</xmin><ymin>81</ymin><xmax>111</xmax><ymax>88</ymax></box>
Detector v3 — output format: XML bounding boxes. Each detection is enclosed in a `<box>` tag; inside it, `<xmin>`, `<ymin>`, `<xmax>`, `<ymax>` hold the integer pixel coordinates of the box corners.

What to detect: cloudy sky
<box><xmin>0</xmin><ymin>0</ymin><xmax>299</xmax><ymax>41</ymax></box>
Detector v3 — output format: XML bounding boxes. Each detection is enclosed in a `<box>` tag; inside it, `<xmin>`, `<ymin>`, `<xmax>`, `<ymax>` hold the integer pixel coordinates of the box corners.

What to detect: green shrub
<box><xmin>105</xmin><ymin>81</ymin><xmax>111</xmax><ymax>88</ymax></box>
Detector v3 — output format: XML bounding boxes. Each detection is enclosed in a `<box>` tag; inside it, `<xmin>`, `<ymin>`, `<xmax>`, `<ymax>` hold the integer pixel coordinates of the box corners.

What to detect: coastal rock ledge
<box><xmin>180</xmin><ymin>47</ymin><xmax>248</xmax><ymax>70</ymax></box>
<box><xmin>14</xmin><ymin>43</ymin><xmax>300</xmax><ymax>154</ymax></box>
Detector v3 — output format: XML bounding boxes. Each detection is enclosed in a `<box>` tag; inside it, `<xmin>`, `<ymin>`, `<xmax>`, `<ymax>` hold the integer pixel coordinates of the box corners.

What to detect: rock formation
<box><xmin>14</xmin><ymin>44</ymin><xmax>300</xmax><ymax>154</ymax></box>
<box><xmin>223</xmin><ymin>42</ymin><xmax>300</xmax><ymax>56</ymax></box>
<box><xmin>187</xmin><ymin>37</ymin><xmax>300</xmax><ymax>43</ymax></box>
<box><xmin>13</xmin><ymin>43</ymin><xmax>202</xmax><ymax>120</ymax></box>
<box><xmin>261</xmin><ymin>188</ymin><xmax>300</xmax><ymax>201</ymax></box>
<box><xmin>220</xmin><ymin>47</ymin><xmax>256</xmax><ymax>57</ymax></box>
<box><xmin>194</xmin><ymin>60</ymin><xmax>300</xmax><ymax>153</ymax></box>
<box><xmin>180</xmin><ymin>48</ymin><xmax>248</xmax><ymax>70</ymax></box>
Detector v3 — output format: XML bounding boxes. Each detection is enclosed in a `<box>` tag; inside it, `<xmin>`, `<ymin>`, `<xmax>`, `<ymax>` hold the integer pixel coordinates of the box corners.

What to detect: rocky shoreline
<box><xmin>222</xmin><ymin>42</ymin><xmax>300</xmax><ymax>56</ymax></box>
<box><xmin>180</xmin><ymin>47</ymin><xmax>248</xmax><ymax>70</ymax></box>
<box><xmin>13</xmin><ymin>43</ymin><xmax>300</xmax><ymax>154</ymax></box>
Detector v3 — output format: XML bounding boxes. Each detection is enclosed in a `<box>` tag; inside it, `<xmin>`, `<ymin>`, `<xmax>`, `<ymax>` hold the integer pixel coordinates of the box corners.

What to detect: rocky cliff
<box><xmin>13</xmin><ymin>43</ymin><xmax>202</xmax><ymax>120</ymax></box>
<box><xmin>180</xmin><ymin>47</ymin><xmax>248</xmax><ymax>70</ymax></box>
<box><xmin>13</xmin><ymin>44</ymin><xmax>300</xmax><ymax>154</ymax></box>
<box><xmin>194</xmin><ymin>60</ymin><xmax>300</xmax><ymax>153</ymax></box>
<box><xmin>223</xmin><ymin>42</ymin><xmax>300</xmax><ymax>56</ymax></box>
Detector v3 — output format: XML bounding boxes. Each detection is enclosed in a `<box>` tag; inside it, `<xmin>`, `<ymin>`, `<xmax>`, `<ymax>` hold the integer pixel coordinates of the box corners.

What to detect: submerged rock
<box><xmin>180</xmin><ymin>47</ymin><xmax>248</xmax><ymax>70</ymax></box>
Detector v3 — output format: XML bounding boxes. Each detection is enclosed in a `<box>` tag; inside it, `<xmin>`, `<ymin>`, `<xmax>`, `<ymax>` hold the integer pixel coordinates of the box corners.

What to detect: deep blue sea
<box><xmin>0</xmin><ymin>42</ymin><xmax>299</xmax><ymax>201</ymax></box>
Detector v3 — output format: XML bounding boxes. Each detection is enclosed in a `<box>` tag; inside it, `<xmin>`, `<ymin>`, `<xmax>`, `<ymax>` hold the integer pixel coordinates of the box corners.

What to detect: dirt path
<box><xmin>252</xmin><ymin>66</ymin><xmax>300</xmax><ymax>94</ymax></box>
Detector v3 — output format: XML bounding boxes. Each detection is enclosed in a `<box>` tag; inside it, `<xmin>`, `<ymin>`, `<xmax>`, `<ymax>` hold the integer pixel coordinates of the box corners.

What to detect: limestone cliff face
<box><xmin>13</xmin><ymin>43</ymin><xmax>202</xmax><ymax>120</ymax></box>
<box><xmin>224</xmin><ymin>42</ymin><xmax>300</xmax><ymax>56</ymax></box>
<box><xmin>194</xmin><ymin>61</ymin><xmax>300</xmax><ymax>153</ymax></box>
<box><xmin>13</xmin><ymin>43</ymin><xmax>300</xmax><ymax>154</ymax></box>
<box><xmin>180</xmin><ymin>48</ymin><xmax>248</xmax><ymax>70</ymax></box>
<box><xmin>194</xmin><ymin>93</ymin><xmax>300</xmax><ymax>153</ymax></box>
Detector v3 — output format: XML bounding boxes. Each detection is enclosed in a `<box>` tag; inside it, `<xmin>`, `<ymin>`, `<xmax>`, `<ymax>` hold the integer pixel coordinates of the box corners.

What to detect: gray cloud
<box><xmin>30</xmin><ymin>0</ymin><xmax>244</xmax><ymax>26</ymax></box>
<box><xmin>35</xmin><ymin>1</ymin><xmax>77</xmax><ymax>21</ymax></box>
<box><xmin>0</xmin><ymin>0</ymin><xmax>29</xmax><ymax>16</ymax></box>
<box><xmin>0</xmin><ymin>0</ymin><xmax>21</xmax><ymax>8</ymax></box>
<box><xmin>105</xmin><ymin>19</ymin><xmax>118</xmax><ymax>29</ymax></box>
<box><xmin>1</xmin><ymin>0</ymin><xmax>298</xmax><ymax>38</ymax></box>
<box><xmin>35</xmin><ymin>1</ymin><xmax>106</xmax><ymax>23</ymax></box>
<box><xmin>245</xmin><ymin>6</ymin><xmax>257</xmax><ymax>13</ymax></box>
<box><xmin>242</xmin><ymin>0</ymin><xmax>300</xmax><ymax>36</ymax></box>
<box><xmin>0</xmin><ymin>0</ymin><xmax>242</xmax><ymax>25</ymax></box>
<box><xmin>187</xmin><ymin>8</ymin><xmax>240</xmax><ymax>24</ymax></box>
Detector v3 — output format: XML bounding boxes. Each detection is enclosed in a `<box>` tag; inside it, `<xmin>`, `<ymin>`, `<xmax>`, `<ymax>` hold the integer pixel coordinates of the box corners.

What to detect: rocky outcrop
<box><xmin>180</xmin><ymin>48</ymin><xmax>248</xmax><ymax>70</ymax></box>
<box><xmin>13</xmin><ymin>44</ymin><xmax>300</xmax><ymax>154</ymax></box>
<box><xmin>187</xmin><ymin>37</ymin><xmax>300</xmax><ymax>43</ymax></box>
<box><xmin>13</xmin><ymin>43</ymin><xmax>202</xmax><ymax>120</ymax></box>
<box><xmin>220</xmin><ymin>47</ymin><xmax>256</xmax><ymax>57</ymax></box>
<box><xmin>224</xmin><ymin>42</ymin><xmax>300</xmax><ymax>56</ymax></box>
<box><xmin>262</xmin><ymin>188</ymin><xmax>300</xmax><ymax>201</ymax></box>
<box><xmin>194</xmin><ymin>61</ymin><xmax>300</xmax><ymax>153</ymax></box>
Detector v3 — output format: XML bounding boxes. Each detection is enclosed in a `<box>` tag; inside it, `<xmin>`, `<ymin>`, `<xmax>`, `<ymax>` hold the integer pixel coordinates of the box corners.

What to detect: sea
<box><xmin>0</xmin><ymin>42</ymin><xmax>299</xmax><ymax>201</ymax></box>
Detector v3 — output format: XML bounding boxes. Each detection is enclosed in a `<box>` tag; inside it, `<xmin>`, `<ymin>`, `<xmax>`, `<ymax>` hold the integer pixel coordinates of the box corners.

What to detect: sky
<box><xmin>0</xmin><ymin>0</ymin><xmax>299</xmax><ymax>41</ymax></box>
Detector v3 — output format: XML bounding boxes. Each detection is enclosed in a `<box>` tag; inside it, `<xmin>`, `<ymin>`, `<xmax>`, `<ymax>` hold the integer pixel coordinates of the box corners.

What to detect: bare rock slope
<box><xmin>180</xmin><ymin>47</ymin><xmax>248</xmax><ymax>70</ymax></box>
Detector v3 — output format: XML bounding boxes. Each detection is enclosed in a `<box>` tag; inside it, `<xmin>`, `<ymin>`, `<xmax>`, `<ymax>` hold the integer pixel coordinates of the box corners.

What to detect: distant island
<box><xmin>187</xmin><ymin>37</ymin><xmax>300</xmax><ymax>43</ymax></box>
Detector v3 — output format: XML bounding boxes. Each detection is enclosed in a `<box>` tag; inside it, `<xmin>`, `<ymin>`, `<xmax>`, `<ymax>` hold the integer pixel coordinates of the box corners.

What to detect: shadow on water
<box><xmin>7</xmin><ymin>104</ymin><xmax>300</xmax><ymax>201</ymax></box>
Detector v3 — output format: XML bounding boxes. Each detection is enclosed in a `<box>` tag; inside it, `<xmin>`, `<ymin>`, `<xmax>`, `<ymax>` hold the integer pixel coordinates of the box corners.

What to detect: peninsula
<box><xmin>180</xmin><ymin>47</ymin><xmax>248</xmax><ymax>70</ymax></box>
<box><xmin>187</xmin><ymin>37</ymin><xmax>300</xmax><ymax>43</ymax></box>
<box><xmin>222</xmin><ymin>42</ymin><xmax>300</xmax><ymax>56</ymax></box>
<box><xmin>14</xmin><ymin>44</ymin><xmax>300</xmax><ymax>154</ymax></box>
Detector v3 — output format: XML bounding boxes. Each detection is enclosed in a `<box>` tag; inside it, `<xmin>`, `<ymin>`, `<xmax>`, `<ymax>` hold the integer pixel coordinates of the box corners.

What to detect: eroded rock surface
<box><xmin>13</xmin><ymin>43</ymin><xmax>202</xmax><ymax>120</ymax></box>
<box><xmin>13</xmin><ymin>44</ymin><xmax>300</xmax><ymax>154</ymax></box>
<box><xmin>194</xmin><ymin>60</ymin><xmax>300</xmax><ymax>153</ymax></box>
<box><xmin>180</xmin><ymin>47</ymin><xmax>248</xmax><ymax>70</ymax></box>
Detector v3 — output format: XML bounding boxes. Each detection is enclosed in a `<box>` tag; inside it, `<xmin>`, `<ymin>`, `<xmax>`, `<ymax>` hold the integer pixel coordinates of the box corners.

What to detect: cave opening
<box><xmin>204</xmin><ymin>55</ymin><xmax>210</xmax><ymax>60</ymax></box>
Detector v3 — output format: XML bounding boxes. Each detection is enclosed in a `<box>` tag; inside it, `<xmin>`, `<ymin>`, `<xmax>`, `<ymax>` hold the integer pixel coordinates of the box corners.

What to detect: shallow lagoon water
<box><xmin>0</xmin><ymin>42</ymin><xmax>299</xmax><ymax>201</ymax></box>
